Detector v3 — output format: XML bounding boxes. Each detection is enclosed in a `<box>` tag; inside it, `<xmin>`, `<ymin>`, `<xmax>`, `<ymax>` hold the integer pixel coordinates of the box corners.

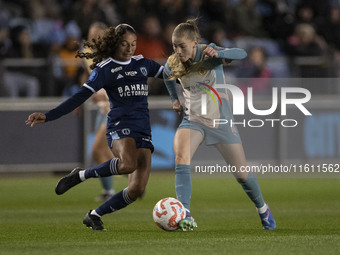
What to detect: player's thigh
<box><xmin>215</xmin><ymin>143</ymin><xmax>248</xmax><ymax>180</ymax></box>
<box><xmin>174</xmin><ymin>128</ymin><xmax>203</xmax><ymax>164</ymax></box>
<box><xmin>127</xmin><ymin>148</ymin><xmax>152</xmax><ymax>199</ymax></box>
<box><xmin>93</xmin><ymin>124</ymin><xmax>110</xmax><ymax>151</ymax></box>
<box><xmin>112</xmin><ymin>137</ymin><xmax>138</xmax><ymax>172</ymax></box>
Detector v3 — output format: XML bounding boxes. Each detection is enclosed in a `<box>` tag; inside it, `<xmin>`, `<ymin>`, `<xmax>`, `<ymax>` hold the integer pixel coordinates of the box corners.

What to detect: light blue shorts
<box><xmin>178</xmin><ymin>116</ymin><xmax>242</xmax><ymax>146</ymax></box>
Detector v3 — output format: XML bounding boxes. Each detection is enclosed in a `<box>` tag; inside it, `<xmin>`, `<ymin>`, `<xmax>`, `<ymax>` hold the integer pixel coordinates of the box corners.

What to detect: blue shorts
<box><xmin>178</xmin><ymin>116</ymin><xmax>242</xmax><ymax>146</ymax></box>
<box><xmin>106</xmin><ymin>128</ymin><xmax>154</xmax><ymax>152</ymax></box>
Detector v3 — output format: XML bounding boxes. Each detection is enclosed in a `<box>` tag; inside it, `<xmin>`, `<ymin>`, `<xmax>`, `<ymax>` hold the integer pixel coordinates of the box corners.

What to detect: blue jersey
<box><xmin>45</xmin><ymin>55</ymin><xmax>163</xmax><ymax>138</ymax></box>
<box><xmin>84</xmin><ymin>55</ymin><xmax>163</xmax><ymax>134</ymax></box>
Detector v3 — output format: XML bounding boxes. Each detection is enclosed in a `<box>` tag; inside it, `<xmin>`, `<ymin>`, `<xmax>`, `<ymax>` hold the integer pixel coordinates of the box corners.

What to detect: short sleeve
<box><xmin>144</xmin><ymin>58</ymin><xmax>164</xmax><ymax>78</ymax></box>
<box><xmin>83</xmin><ymin>67</ymin><xmax>105</xmax><ymax>93</ymax></box>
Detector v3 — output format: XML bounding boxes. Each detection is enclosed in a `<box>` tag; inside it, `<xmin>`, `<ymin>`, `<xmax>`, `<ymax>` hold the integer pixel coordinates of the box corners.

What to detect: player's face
<box><xmin>172</xmin><ymin>36</ymin><xmax>197</xmax><ymax>62</ymax></box>
<box><xmin>114</xmin><ymin>32</ymin><xmax>137</xmax><ymax>62</ymax></box>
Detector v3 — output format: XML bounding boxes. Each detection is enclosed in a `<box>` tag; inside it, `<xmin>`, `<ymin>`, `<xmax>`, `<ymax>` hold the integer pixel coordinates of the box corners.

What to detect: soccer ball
<box><xmin>153</xmin><ymin>197</ymin><xmax>186</xmax><ymax>231</ymax></box>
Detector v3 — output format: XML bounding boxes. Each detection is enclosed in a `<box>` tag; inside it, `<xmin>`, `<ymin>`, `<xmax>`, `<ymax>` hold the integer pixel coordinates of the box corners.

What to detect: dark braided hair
<box><xmin>76</xmin><ymin>24</ymin><xmax>136</xmax><ymax>70</ymax></box>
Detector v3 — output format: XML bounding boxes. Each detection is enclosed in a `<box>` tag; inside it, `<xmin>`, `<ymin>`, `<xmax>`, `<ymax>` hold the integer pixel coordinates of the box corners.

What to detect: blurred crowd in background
<box><xmin>1</xmin><ymin>0</ymin><xmax>340</xmax><ymax>98</ymax></box>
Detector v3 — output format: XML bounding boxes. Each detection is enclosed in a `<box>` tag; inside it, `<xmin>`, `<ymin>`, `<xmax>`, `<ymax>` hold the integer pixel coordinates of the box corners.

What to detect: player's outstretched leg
<box><xmin>258</xmin><ymin>203</ymin><xmax>276</xmax><ymax>230</ymax></box>
<box><xmin>55</xmin><ymin>167</ymin><xmax>83</xmax><ymax>195</ymax></box>
<box><xmin>178</xmin><ymin>209</ymin><xmax>198</xmax><ymax>231</ymax></box>
<box><xmin>83</xmin><ymin>210</ymin><xmax>106</xmax><ymax>231</ymax></box>
<box><xmin>55</xmin><ymin>158</ymin><xmax>120</xmax><ymax>195</ymax></box>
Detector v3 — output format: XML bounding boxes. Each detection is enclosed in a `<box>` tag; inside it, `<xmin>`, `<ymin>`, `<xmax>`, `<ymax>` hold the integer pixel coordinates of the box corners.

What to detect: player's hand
<box><xmin>203</xmin><ymin>47</ymin><xmax>218</xmax><ymax>58</ymax></box>
<box><xmin>25</xmin><ymin>112</ymin><xmax>46</xmax><ymax>127</ymax></box>
<box><xmin>173</xmin><ymin>100</ymin><xmax>183</xmax><ymax>115</ymax></box>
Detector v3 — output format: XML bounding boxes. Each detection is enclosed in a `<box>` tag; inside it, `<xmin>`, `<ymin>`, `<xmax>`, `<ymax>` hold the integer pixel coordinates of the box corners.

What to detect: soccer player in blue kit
<box><xmin>163</xmin><ymin>19</ymin><xmax>276</xmax><ymax>231</ymax></box>
<box><xmin>26</xmin><ymin>24</ymin><xmax>164</xmax><ymax>231</ymax></box>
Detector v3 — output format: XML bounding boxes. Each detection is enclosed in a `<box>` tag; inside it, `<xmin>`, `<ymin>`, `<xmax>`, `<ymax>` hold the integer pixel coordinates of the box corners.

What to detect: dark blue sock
<box><xmin>95</xmin><ymin>188</ymin><xmax>135</xmax><ymax>216</ymax></box>
<box><xmin>85</xmin><ymin>158</ymin><xmax>119</xmax><ymax>179</ymax></box>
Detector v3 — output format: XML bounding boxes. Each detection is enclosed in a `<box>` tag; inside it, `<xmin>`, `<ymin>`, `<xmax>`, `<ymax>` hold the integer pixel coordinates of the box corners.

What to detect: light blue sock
<box><xmin>100</xmin><ymin>176</ymin><xmax>113</xmax><ymax>192</ymax></box>
<box><xmin>238</xmin><ymin>172</ymin><xmax>265</xmax><ymax>208</ymax></box>
<box><xmin>175</xmin><ymin>164</ymin><xmax>192</xmax><ymax>210</ymax></box>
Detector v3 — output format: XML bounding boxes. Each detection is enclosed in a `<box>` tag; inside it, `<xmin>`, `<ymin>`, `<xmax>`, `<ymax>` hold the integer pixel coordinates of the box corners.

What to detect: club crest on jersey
<box><xmin>140</xmin><ymin>67</ymin><xmax>147</xmax><ymax>76</ymax></box>
<box><xmin>89</xmin><ymin>70</ymin><xmax>98</xmax><ymax>81</ymax></box>
<box><xmin>122</xmin><ymin>128</ymin><xmax>130</xmax><ymax>135</ymax></box>
<box><xmin>198</xmin><ymin>68</ymin><xmax>207</xmax><ymax>75</ymax></box>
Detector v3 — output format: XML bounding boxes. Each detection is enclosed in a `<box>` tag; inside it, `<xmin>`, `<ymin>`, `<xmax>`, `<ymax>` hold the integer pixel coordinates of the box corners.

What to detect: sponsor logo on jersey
<box><xmin>117</xmin><ymin>84</ymin><xmax>148</xmax><ymax>97</ymax></box>
<box><xmin>117</xmin><ymin>74</ymin><xmax>124</xmax><ymax>79</ymax></box>
<box><xmin>125</xmin><ymin>71</ymin><xmax>137</xmax><ymax>76</ymax></box>
<box><xmin>198</xmin><ymin>82</ymin><xmax>222</xmax><ymax>108</ymax></box>
<box><xmin>140</xmin><ymin>67</ymin><xmax>147</xmax><ymax>76</ymax></box>
<box><xmin>111</xmin><ymin>66</ymin><xmax>123</xmax><ymax>73</ymax></box>
<box><xmin>89</xmin><ymin>70</ymin><xmax>98</xmax><ymax>81</ymax></box>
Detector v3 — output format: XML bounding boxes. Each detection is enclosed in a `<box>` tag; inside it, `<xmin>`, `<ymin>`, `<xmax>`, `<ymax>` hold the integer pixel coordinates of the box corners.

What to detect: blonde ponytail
<box><xmin>167</xmin><ymin>19</ymin><xmax>202</xmax><ymax>80</ymax></box>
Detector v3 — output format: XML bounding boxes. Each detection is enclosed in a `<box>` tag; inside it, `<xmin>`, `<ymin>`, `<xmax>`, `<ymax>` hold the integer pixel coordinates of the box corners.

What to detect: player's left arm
<box><xmin>26</xmin><ymin>67</ymin><xmax>104</xmax><ymax>127</ymax></box>
<box><xmin>145</xmin><ymin>58</ymin><xmax>164</xmax><ymax>79</ymax></box>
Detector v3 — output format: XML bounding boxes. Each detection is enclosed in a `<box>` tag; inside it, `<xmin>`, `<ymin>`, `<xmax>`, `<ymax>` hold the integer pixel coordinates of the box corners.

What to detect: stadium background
<box><xmin>1</xmin><ymin>0</ymin><xmax>340</xmax><ymax>171</ymax></box>
<box><xmin>0</xmin><ymin>1</ymin><xmax>339</xmax><ymax>254</ymax></box>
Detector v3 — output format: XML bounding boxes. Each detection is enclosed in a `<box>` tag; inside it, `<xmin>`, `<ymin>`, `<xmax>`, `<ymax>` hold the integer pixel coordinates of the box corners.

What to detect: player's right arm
<box><xmin>25</xmin><ymin>112</ymin><xmax>46</xmax><ymax>127</ymax></box>
<box><xmin>26</xmin><ymin>67</ymin><xmax>104</xmax><ymax>127</ymax></box>
<box><xmin>25</xmin><ymin>86</ymin><xmax>93</xmax><ymax>127</ymax></box>
<box><xmin>163</xmin><ymin>61</ymin><xmax>183</xmax><ymax>115</ymax></box>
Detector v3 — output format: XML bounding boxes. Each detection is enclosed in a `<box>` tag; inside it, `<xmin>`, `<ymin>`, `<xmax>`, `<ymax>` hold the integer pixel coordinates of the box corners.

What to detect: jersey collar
<box><xmin>110</xmin><ymin>57</ymin><xmax>131</xmax><ymax>65</ymax></box>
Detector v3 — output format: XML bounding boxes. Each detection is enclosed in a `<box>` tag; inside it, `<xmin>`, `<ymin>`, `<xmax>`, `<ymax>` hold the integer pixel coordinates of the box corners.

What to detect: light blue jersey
<box><xmin>164</xmin><ymin>44</ymin><xmax>242</xmax><ymax>145</ymax></box>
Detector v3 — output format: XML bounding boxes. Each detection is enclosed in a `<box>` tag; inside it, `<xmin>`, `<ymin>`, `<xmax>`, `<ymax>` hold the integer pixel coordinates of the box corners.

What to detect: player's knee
<box><xmin>175</xmin><ymin>153</ymin><xmax>190</xmax><ymax>165</ymax></box>
<box><xmin>118</xmin><ymin>159</ymin><xmax>137</xmax><ymax>174</ymax></box>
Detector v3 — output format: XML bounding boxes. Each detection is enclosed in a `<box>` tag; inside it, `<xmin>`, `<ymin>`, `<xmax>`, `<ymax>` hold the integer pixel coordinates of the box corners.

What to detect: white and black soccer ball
<box><xmin>153</xmin><ymin>197</ymin><xmax>186</xmax><ymax>231</ymax></box>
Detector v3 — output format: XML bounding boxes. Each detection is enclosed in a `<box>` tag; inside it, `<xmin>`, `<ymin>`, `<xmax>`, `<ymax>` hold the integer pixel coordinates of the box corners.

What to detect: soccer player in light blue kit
<box><xmin>163</xmin><ymin>19</ymin><xmax>276</xmax><ymax>231</ymax></box>
<box><xmin>26</xmin><ymin>24</ymin><xmax>164</xmax><ymax>231</ymax></box>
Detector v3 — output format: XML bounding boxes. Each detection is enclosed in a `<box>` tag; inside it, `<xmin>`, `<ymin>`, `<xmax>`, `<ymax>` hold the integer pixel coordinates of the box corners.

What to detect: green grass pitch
<box><xmin>1</xmin><ymin>172</ymin><xmax>340</xmax><ymax>255</ymax></box>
